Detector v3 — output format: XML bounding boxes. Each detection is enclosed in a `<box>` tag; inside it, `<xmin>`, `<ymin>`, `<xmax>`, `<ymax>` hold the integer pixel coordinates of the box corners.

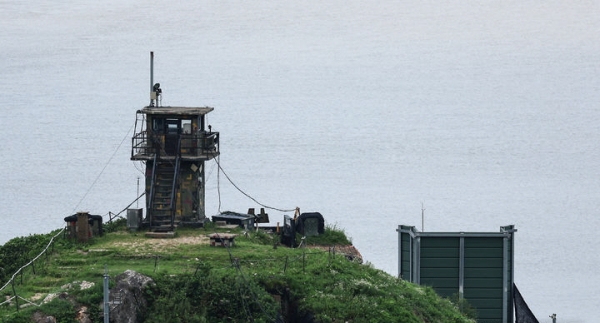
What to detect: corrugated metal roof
<box><xmin>138</xmin><ymin>106</ymin><xmax>214</xmax><ymax>116</ymax></box>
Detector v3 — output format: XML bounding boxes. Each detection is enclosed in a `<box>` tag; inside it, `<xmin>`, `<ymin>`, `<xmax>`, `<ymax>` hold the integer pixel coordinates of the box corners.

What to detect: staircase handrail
<box><xmin>148</xmin><ymin>153</ymin><xmax>158</xmax><ymax>219</ymax></box>
<box><xmin>169</xmin><ymin>137</ymin><xmax>182</xmax><ymax>229</ymax></box>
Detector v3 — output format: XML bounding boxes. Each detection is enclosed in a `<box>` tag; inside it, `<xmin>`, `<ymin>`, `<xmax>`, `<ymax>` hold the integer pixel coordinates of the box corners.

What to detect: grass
<box><xmin>0</xmin><ymin>220</ymin><xmax>474</xmax><ymax>323</ymax></box>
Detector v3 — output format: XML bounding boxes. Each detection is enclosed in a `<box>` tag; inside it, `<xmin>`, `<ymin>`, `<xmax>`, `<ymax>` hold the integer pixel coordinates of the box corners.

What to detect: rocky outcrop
<box><xmin>108</xmin><ymin>270</ymin><xmax>154</xmax><ymax>323</ymax></box>
<box><xmin>31</xmin><ymin>272</ymin><xmax>153</xmax><ymax>323</ymax></box>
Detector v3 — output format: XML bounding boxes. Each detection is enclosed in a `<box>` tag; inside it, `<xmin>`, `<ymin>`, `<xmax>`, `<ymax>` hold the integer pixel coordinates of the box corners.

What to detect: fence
<box><xmin>0</xmin><ymin>228</ymin><xmax>65</xmax><ymax>310</ymax></box>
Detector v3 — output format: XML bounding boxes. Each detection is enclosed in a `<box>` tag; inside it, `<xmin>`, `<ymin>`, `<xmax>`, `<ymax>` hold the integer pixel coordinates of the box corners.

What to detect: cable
<box><xmin>213</xmin><ymin>157</ymin><xmax>295</xmax><ymax>213</ymax></box>
<box><xmin>204</xmin><ymin>160</ymin><xmax>217</xmax><ymax>184</ymax></box>
<box><xmin>217</xmin><ymin>155</ymin><xmax>222</xmax><ymax>213</ymax></box>
<box><xmin>104</xmin><ymin>192</ymin><xmax>146</xmax><ymax>220</ymax></box>
<box><xmin>72</xmin><ymin>121</ymin><xmax>136</xmax><ymax>212</ymax></box>
<box><xmin>133</xmin><ymin>160</ymin><xmax>145</xmax><ymax>175</ymax></box>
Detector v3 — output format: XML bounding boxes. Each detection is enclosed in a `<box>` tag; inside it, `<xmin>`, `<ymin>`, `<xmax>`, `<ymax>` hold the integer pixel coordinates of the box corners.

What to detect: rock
<box><xmin>32</xmin><ymin>311</ymin><xmax>57</xmax><ymax>323</ymax></box>
<box><xmin>76</xmin><ymin>306</ymin><xmax>92</xmax><ymax>323</ymax></box>
<box><xmin>61</xmin><ymin>281</ymin><xmax>95</xmax><ymax>291</ymax></box>
<box><xmin>79</xmin><ymin>281</ymin><xmax>95</xmax><ymax>290</ymax></box>
<box><xmin>107</xmin><ymin>270</ymin><xmax>154</xmax><ymax>323</ymax></box>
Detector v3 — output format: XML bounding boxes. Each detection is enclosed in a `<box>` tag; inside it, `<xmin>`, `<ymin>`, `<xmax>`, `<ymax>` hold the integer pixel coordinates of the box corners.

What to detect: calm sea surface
<box><xmin>1</xmin><ymin>1</ymin><xmax>599</xmax><ymax>322</ymax></box>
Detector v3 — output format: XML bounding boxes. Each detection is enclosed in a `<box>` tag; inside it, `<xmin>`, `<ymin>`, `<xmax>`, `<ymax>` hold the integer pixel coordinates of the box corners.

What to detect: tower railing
<box><xmin>131</xmin><ymin>131</ymin><xmax>219</xmax><ymax>159</ymax></box>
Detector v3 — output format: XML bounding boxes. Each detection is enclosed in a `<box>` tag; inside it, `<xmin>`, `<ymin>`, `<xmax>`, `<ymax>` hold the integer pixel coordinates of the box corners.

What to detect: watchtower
<box><xmin>131</xmin><ymin>53</ymin><xmax>219</xmax><ymax>232</ymax></box>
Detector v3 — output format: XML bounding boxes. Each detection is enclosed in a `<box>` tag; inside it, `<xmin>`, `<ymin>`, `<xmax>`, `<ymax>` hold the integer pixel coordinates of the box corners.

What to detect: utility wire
<box><xmin>104</xmin><ymin>192</ymin><xmax>146</xmax><ymax>220</ymax></box>
<box><xmin>213</xmin><ymin>157</ymin><xmax>295</xmax><ymax>213</ymax></box>
<box><xmin>133</xmin><ymin>160</ymin><xmax>145</xmax><ymax>175</ymax></box>
<box><xmin>217</xmin><ymin>155</ymin><xmax>222</xmax><ymax>213</ymax></box>
<box><xmin>72</xmin><ymin>121</ymin><xmax>135</xmax><ymax>212</ymax></box>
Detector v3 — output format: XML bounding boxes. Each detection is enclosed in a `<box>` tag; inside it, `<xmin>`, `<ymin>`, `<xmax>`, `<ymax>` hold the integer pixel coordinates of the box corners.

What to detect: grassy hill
<box><xmin>0</xmin><ymin>220</ymin><xmax>475</xmax><ymax>323</ymax></box>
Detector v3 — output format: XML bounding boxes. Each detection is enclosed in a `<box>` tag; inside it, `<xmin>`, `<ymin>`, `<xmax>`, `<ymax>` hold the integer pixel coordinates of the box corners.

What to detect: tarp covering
<box><xmin>295</xmin><ymin>212</ymin><xmax>324</xmax><ymax>236</ymax></box>
<box><xmin>513</xmin><ymin>283</ymin><xmax>540</xmax><ymax>323</ymax></box>
<box><xmin>212</xmin><ymin>211</ymin><xmax>255</xmax><ymax>228</ymax></box>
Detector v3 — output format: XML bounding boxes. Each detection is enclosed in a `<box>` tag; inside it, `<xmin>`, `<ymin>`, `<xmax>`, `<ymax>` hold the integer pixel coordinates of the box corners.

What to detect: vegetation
<box><xmin>0</xmin><ymin>220</ymin><xmax>474</xmax><ymax>323</ymax></box>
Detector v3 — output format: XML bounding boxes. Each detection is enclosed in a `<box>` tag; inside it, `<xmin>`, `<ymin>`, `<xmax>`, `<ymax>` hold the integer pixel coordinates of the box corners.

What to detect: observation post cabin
<box><xmin>131</xmin><ymin>106</ymin><xmax>219</xmax><ymax>232</ymax></box>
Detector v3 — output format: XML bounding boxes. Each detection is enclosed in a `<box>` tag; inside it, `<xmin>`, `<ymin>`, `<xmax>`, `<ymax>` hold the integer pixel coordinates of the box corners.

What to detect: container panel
<box><xmin>419</xmin><ymin>248</ymin><xmax>460</xmax><ymax>258</ymax></box>
<box><xmin>421</xmin><ymin>258</ymin><xmax>458</xmax><ymax>268</ymax></box>
<box><xmin>464</xmin><ymin>288</ymin><xmax>503</xmax><ymax>299</ymax></box>
<box><xmin>474</xmin><ymin>308</ymin><xmax>504</xmax><ymax>322</ymax></box>
<box><xmin>464</xmin><ymin>237</ymin><xmax>504</xmax><ymax>248</ymax></box>
<box><xmin>468</xmin><ymin>298</ymin><xmax>503</xmax><ymax>309</ymax></box>
<box><xmin>464</xmin><ymin>257</ymin><xmax>503</xmax><ymax>268</ymax></box>
<box><xmin>464</xmin><ymin>277</ymin><xmax>503</xmax><ymax>288</ymax></box>
<box><xmin>464</xmin><ymin>267</ymin><xmax>503</xmax><ymax>278</ymax></box>
<box><xmin>400</xmin><ymin>232</ymin><xmax>412</xmax><ymax>279</ymax></box>
<box><xmin>420</xmin><ymin>267</ymin><xmax>459</xmax><ymax>278</ymax></box>
<box><xmin>421</xmin><ymin>237</ymin><xmax>460</xmax><ymax>248</ymax></box>
<box><xmin>463</xmin><ymin>247</ymin><xmax>503</xmax><ymax>258</ymax></box>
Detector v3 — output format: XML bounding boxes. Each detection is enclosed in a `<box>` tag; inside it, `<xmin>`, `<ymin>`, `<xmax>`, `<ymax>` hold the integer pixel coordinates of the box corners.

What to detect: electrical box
<box><xmin>127</xmin><ymin>208</ymin><xmax>143</xmax><ymax>231</ymax></box>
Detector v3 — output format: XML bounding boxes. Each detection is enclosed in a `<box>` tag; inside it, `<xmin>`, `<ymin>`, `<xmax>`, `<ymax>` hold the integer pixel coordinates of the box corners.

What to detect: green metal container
<box><xmin>397</xmin><ymin>225</ymin><xmax>516</xmax><ymax>323</ymax></box>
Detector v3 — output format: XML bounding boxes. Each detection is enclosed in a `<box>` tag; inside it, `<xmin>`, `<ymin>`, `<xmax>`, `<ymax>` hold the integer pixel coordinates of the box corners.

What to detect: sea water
<box><xmin>1</xmin><ymin>2</ymin><xmax>598</xmax><ymax>322</ymax></box>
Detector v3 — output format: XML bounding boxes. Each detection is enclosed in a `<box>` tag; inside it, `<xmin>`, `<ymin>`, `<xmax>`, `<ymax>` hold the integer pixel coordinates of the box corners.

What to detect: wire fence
<box><xmin>0</xmin><ymin>228</ymin><xmax>65</xmax><ymax>309</ymax></box>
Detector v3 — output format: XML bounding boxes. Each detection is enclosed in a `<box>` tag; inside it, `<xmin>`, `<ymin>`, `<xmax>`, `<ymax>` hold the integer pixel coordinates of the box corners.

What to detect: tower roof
<box><xmin>137</xmin><ymin>106</ymin><xmax>214</xmax><ymax>116</ymax></box>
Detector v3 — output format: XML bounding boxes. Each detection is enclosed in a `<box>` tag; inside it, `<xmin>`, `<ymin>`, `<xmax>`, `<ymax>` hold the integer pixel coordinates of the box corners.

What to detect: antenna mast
<box><xmin>421</xmin><ymin>202</ymin><xmax>425</xmax><ymax>231</ymax></box>
<box><xmin>149</xmin><ymin>51</ymin><xmax>161</xmax><ymax>106</ymax></box>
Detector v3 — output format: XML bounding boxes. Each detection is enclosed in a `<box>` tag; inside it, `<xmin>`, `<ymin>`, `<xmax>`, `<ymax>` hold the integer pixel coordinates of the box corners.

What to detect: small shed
<box><xmin>397</xmin><ymin>225</ymin><xmax>516</xmax><ymax>323</ymax></box>
<box><xmin>127</xmin><ymin>208</ymin><xmax>143</xmax><ymax>231</ymax></box>
<box><xmin>64</xmin><ymin>212</ymin><xmax>103</xmax><ymax>241</ymax></box>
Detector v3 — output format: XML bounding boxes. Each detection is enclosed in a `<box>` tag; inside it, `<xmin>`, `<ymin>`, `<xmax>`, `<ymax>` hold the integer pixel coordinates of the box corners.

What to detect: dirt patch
<box><xmin>113</xmin><ymin>234</ymin><xmax>211</xmax><ymax>253</ymax></box>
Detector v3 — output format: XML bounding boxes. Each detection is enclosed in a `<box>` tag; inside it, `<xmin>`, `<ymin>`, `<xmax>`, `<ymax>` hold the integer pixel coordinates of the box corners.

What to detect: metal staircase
<box><xmin>148</xmin><ymin>157</ymin><xmax>180</xmax><ymax>232</ymax></box>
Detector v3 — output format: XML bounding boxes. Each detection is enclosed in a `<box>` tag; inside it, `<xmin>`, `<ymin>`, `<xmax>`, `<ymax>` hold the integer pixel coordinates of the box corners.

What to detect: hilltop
<box><xmin>0</xmin><ymin>220</ymin><xmax>475</xmax><ymax>323</ymax></box>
